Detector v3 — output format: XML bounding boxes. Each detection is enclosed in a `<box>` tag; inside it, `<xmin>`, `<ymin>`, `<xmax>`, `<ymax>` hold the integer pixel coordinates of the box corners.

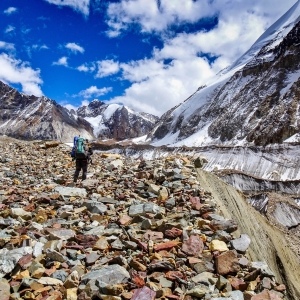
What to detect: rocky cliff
<box><xmin>76</xmin><ymin>100</ymin><xmax>159</xmax><ymax>140</ymax></box>
<box><xmin>0</xmin><ymin>82</ymin><xmax>158</xmax><ymax>142</ymax></box>
<box><xmin>149</xmin><ymin>1</ymin><xmax>300</xmax><ymax>147</ymax></box>
<box><xmin>0</xmin><ymin>81</ymin><xmax>94</xmax><ymax>141</ymax></box>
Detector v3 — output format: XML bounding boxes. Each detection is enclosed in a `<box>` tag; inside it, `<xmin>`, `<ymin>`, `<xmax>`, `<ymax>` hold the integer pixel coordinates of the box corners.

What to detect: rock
<box><xmin>215</xmin><ymin>250</ymin><xmax>241</xmax><ymax>275</ymax></box>
<box><xmin>85</xmin><ymin>252</ymin><xmax>100</xmax><ymax>266</ymax></box>
<box><xmin>46</xmin><ymin>249</ymin><xmax>66</xmax><ymax>263</ymax></box>
<box><xmin>37</xmin><ymin>277</ymin><xmax>63</xmax><ymax>285</ymax></box>
<box><xmin>0</xmin><ymin>247</ymin><xmax>33</xmax><ymax>278</ymax></box>
<box><xmin>128</xmin><ymin>203</ymin><xmax>161</xmax><ymax>217</ymax></box>
<box><xmin>81</xmin><ymin>265</ymin><xmax>130</xmax><ymax>285</ymax></box>
<box><xmin>131</xmin><ymin>286</ymin><xmax>156</xmax><ymax>300</ymax></box>
<box><xmin>209</xmin><ymin>240</ymin><xmax>229</xmax><ymax>252</ymax></box>
<box><xmin>47</xmin><ymin>228</ymin><xmax>76</xmax><ymax>240</ymax></box>
<box><xmin>54</xmin><ymin>186</ymin><xmax>87</xmax><ymax>197</ymax></box>
<box><xmin>10</xmin><ymin>208</ymin><xmax>32</xmax><ymax>220</ymax></box>
<box><xmin>182</xmin><ymin>234</ymin><xmax>204</xmax><ymax>256</ymax></box>
<box><xmin>0</xmin><ymin>278</ymin><xmax>10</xmax><ymax>300</ymax></box>
<box><xmin>93</xmin><ymin>236</ymin><xmax>109</xmax><ymax>250</ymax></box>
<box><xmin>82</xmin><ymin>200</ymin><xmax>107</xmax><ymax>214</ymax></box>
<box><xmin>64</xmin><ymin>271</ymin><xmax>79</xmax><ymax>289</ymax></box>
<box><xmin>66</xmin><ymin>288</ymin><xmax>78</xmax><ymax>300</ymax></box>
<box><xmin>186</xmin><ymin>284</ymin><xmax>210</xmax><ymax>298</ymax></box>
<box><xmin>231</xmin><ymin>234</ymin><xmax>251</xmax><ymax>253</ymax></box>
<box><xmin>251</xmin><ymin>262</ymin><xmax>275</xmax><ymax>278</ymax></box>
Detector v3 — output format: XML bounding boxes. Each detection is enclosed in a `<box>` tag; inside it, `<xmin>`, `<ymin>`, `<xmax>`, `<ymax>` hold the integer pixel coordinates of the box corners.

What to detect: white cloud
<box><xmin>4</xmin><ymin>7</ymin><xmax>18</xmax><ymax>15</ymax></box>
<box><xmin>96</xmin><ymin>59</ymin><xmax>120</xmax><ymax>78</ymax></box>
<box><xmin>44</xmin><ymin>0</ymin><xmax>90</xmax><ymax>17</ymax></box>
<box><xmin>102</xmin><ymin>0</ymin><xmax>297</xmax><ymax>116</ymax></box>
<box><xmin>5</xmin><ymin>25</ymin><xmax>15</xmax><ymax>34</ymax></box>
<box><xmin>106</xmin><ymin>0</ymin><xmax>297</xmax><ymax>36</ymax></box>
<box><xmin>53</xmin><ymin>56</ymin><xmax>68</xmax><ymax>66</ymax></box>
<box><xmin>32</xmin><ymin>44</ymin><xmax>49</xmax><ymax>51</ymax></box>
<box><xmin>77</xmin><ymin>63</ymin><xmax>96</xmax><ymax>72</ymax></box>
<box><xmin>0</xmin><ymin>41</ymin><xmax>15</xmax><ymax>52</ymax></box>
<box><xmin>65</xmin><ymin>42</ymin><xmax>85</xmax><ymax>54</ymax></box>
<box><xmin>77</xmin><ymin>85</ymin><xmax>112</xmax><ymax>98</ymax></box>
<box><xmin>0</xmin><ymin>53</ymin><xmax>43</xmax><ymax>96</ymax></box>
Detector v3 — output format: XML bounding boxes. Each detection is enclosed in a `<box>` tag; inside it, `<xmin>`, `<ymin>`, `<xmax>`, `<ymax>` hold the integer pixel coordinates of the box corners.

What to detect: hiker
<box><xmin>85</xmin><ymin>139</ymin><xmax>93</xmax><ymax>165</ymax></box>
<box><xmin>73</xmin><ymin>137</ymin><xmax>93</xmax><ymax>183</ymax></box>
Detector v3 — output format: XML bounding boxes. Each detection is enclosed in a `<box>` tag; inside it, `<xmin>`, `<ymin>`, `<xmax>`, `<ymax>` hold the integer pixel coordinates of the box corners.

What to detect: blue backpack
<box><xmin>70</xmin><ymin>136</ymin><xmax>79</xmax><ymax>158</ymax></box>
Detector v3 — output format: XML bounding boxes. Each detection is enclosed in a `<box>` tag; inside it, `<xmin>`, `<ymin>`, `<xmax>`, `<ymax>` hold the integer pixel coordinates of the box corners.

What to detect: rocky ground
<box><xmin>0</xmin><ymin>137</ymin><xmax>289</xmax><ymax>300</ymax></box>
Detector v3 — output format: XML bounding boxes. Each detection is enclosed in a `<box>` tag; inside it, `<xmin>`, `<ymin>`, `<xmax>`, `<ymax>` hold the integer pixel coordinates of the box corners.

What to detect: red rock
<box><xmin>274</xmin><ymin>284</ymin><xmax>286</xmax><ymax>292</ymax></box>
<box><xmin>154</xmin><ymin>241</ymin><xmax>180</xmax><ymax>252</ymax></box>
<box><xmin>215</xmin><ymin>250</ymin><xmax>241</xmax><ymax>275</ymax></box>
<box><xmin>229</xmin><ymin>277</ymin><xmax>248</xmax><ymax>291</ymax></box>
<box><xmin>119</xmin><ymin>215</ymin><xmax>132</xmax><ymax>225</ymax></box>
<box><xmin>144</xmin><ymin>231</ymin><xmax>164</xmax><ymax>241</ymax></box>
<box><xmin>18</xmin><ymin>254</ymin><xmax>32</xmax><ymax>268</ymax></box>
<box><xmin>189</xmin><ymin>197</ymin><xmax>201</xmax><ymax>210</ymax></box>
<box><xmin>269</xmin><ymin>291</ymin><xmax>284</xmax><ymax>300</ymax></box>
<box><xmin>165</xmin><ymin>228</ymin><xmax>183</xmax><ymax>238</ymax></box>
<box><xmin>182</xmin><ymin>235</ymin><xmax>204</xmax><ymax>256</ymax></box>
<box><xmin>131</xmin><ymin>286</ymin><xmax>156</xmax><ymax>300</ymax></box>
<box><xmin>165</xmin><ymin>271</ymin><xmax>184</xmax><ymax>281</ymax></box>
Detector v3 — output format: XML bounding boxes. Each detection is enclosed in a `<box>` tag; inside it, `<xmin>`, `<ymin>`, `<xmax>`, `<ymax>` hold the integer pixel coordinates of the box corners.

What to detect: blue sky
<box><xmin>0</xmin><ymin>0</ymin><xmax>297</xmax><ymax>116</ymax></box>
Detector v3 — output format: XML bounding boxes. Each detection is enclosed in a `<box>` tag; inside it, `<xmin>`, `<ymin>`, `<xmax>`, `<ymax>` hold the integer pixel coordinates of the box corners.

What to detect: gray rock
<box><xmin>165</xmin><ymin>197</ymin><xmax>176</xmax><ymax>210</ymax></box>
<box><xmin>51</xmin><ymin>270</ymin><xmax>68</xmax><ymax>282</ymax></box>
<box><xmin>33</xmin><ymin>242</ymin><xmax>44</xmax><ymax>258</ymax></box>
<box><xmin>82</xmin><ymin>200</ymin><xmax>107</xmax><ymax>214</ymax></box>
<box><xmin>54</xmin><ymin>186</ymin><xmax>87</xmax><ymax>197</ymax></box>
<box><xmin>231</xmin><ymin>234</ymin><xmax>251</xmax><ymax>253</ymax></box>
<box><xmin>251</xmin><ymin>261</ymin><xmax>275</xmax><ymax>278</ymax></box>
<box><xmin>186</xmin><ymin>284</ymin><xmax>210</xmax><ymax>298</ymax></box>
<box><xmin>81</xmin><ymin>264</ymin><xmax>130</xmax><ymax>285</ymax></box>
<box><xmin>0</xmin><ymin>247</ymin><xmax>33</xmax><ymax>278</ymax></box>
<box><xmin>46</xmin><ymin>249</ymin><xmax>66</xmax><ymax>263</ymax></box>
<box><xmin>227</xmin><ymin>290</ymin><xmax>244</xmax><ymax>300</ymax></box>
<box><xmin>128</xmin><ymin>202</ymin><xmax>161</xmax><ymax>217</ymax></box>
<box><xmin>47</xmin><ymin>228</ymin><xmax>76</xmax><ymax>241</ymax></box>
<box><xmin>91</xmin><ymin>194</ymin><xmax>118</xmax><ymax>204</ymax></box>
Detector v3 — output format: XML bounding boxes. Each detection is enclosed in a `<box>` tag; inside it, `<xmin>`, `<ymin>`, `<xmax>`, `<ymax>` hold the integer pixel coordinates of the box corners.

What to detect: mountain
<box><xmin>0</xmin><ymin>82</ymin><xmax>158</xmax><ymax>142</ymax></box>
<box><xmin>0</xmin><ymin>81</ymin><xmax>94</xmax><ymax>141</ymax></box>
<box><xmin>149</xmin><ymin>1</ymin><xmax>300</xmax><ymax>147</ymax></box>
<box><xmin>75</xmin><ymin>99</ymin><xmax>159</xmax><ymax>140</ymax></box>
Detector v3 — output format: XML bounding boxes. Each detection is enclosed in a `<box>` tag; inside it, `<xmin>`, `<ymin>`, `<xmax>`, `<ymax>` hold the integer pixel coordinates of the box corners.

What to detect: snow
<box><xmin>150</xmin><ymin>0</ymin><xmax>300</xmax><ymax>148</ymax></box>
<box><xmin>103</xmin><ymin>104</ymin><xmax>121</xmax><ymax>120</ymax></box>
<box><xmin>84</xmin><ymin>115</ymin><xmax>108</xmax><ymax>137</ymax></box>
<box><xmin>132</xmin><ymin>135</ymin><xmax>148</xmax><ymax>144</ymax></box>
<box><xmin>280</xmin><ymin>70</ymin><xmax>300</xmax><ymax>97</ymax></box>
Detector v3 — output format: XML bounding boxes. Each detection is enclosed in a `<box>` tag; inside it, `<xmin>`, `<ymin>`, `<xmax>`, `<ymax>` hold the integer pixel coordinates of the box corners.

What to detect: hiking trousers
<box><xmin>74</xmin><ymin>159</ymin><xmax>88</xmax><ymax>182</ymax></box>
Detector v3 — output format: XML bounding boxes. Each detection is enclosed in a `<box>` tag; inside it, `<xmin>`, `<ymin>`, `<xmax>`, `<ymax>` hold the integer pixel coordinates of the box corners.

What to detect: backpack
<box><xmin>70</xmin><ymin>136</ymin><xmax>79</xmax><ymax>158</ymax></box>
<box><xmin>75</xmin><ymin>137</ymin><xmax>87</xmax><ymax>159</ymax></box>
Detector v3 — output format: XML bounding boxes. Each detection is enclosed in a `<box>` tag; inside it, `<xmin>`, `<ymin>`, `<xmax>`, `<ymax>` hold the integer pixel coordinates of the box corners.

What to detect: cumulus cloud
<box><xmin>4</xmin><ymin>7</ymin><xmax>18</xmax><ymax>15</ymax></box>
<box><xmin>53</xmin><ymin>56</ymin><xmax>68</xmax><ymax>66</ymax></box>
<box><xmin>44</xmin><ymin>0</ymin><xmax>90</xmax><ymax>17</ymax></box>
<box><xmin>102</xmin><ymin>0</ymin><xmax>297</xmax><ymax>115</ymax></box>
<box><xmin>77</xmin><ymin>85</ymin><xmax>112</xmax><ymax>98</ymax></box>
<box><xmin>65</xmin><ymin>42</ymin><xmax>85</xmax><ymax>54</ymax></box>
<box><xmin>0</xmin><ymin>53</ymin><xmax>43</xmax><ymax>96</ymax></box>
<box><xmin>77</xmin><ymin>63</ymin><xmax>96</xmax><ymax>72</ymax></box>
<box><xmin>96</xmin><ymin>59</ymin><xmax>120</xmax><ymax>78</ymax></box>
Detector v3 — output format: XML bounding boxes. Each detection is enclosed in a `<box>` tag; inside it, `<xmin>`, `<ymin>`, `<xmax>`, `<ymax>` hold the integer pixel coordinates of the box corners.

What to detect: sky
<box><xmin>0</xmin><ymin>0</ymin><xmax>297</xmax><ymax>117</ymax></box>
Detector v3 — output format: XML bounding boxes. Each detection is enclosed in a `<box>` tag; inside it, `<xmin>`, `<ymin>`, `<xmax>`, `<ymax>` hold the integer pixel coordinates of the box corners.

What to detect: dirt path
<box><xmin>196</xmin><ymin>169</ymin><xmax>300</xmax><ymax>300</ymax></box>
